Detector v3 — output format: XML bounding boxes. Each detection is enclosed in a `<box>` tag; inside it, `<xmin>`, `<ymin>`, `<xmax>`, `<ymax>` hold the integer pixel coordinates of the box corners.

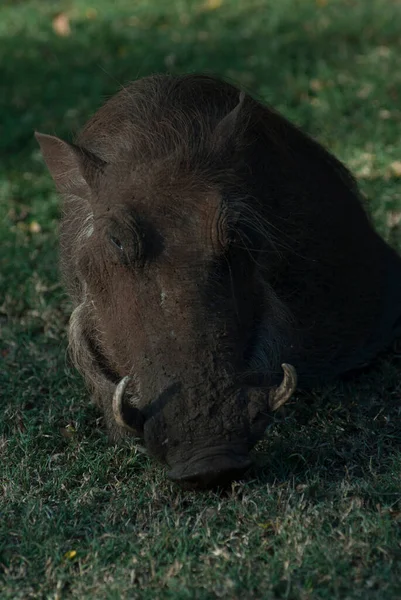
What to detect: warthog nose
<box><xmin>167</xmin><ymin>454</ymin><xmax>252</xmax><ymax>489</ymax></box>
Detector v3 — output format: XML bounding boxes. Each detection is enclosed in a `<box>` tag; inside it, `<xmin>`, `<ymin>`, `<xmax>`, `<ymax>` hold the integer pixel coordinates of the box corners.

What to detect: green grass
<box><xmin>1</xmin><ymin>0</ymin><xmax>401</xmax><ymax>598</ymax></box>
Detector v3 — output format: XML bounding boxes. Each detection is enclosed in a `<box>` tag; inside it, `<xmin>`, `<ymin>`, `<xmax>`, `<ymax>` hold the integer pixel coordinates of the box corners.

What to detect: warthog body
<box><xmin>36</xmin><ymin>74</ymin><xmax>401</xmax><ymax>487</ymax></box>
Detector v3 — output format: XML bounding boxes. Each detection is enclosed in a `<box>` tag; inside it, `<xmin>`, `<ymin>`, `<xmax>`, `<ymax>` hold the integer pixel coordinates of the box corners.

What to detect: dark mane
<box><xmin>76</xmin><ymin>73</ymin><xmax>359</xmax><ymax>198</ymax></box>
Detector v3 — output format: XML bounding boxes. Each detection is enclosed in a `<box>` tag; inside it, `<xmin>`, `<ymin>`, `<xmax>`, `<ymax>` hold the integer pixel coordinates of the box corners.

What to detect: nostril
<box><xmin>183</xmin><ymin>466</ymin><xmax>250</xmax><ymax>489</ymax></box>
<box><xmin>168</xmin><ymin>456</ymin><xmax>252</xmax><ymax>489</ymax></box>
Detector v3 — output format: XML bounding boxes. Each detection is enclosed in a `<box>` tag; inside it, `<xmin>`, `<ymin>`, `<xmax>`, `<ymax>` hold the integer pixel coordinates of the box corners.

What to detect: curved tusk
<box><xmin>268</xmin><ymin>363</ymin><xmax>297</xmax><ymax>411</ymax></box>
<box><xmin>112</xmin><ymin>376</ymin><xmax>132</xmax><ymax>429</ymax></box>
<box><xmin>112</xmin><ymin>376</ymin><xmax>143</xmax><ymax>432</ymax></box>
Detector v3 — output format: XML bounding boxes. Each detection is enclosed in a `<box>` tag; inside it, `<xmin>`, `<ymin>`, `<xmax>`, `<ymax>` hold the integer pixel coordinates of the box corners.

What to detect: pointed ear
<box><xmin>35</xmin><ymin>132</ymin><xmax>105</xmax><ymax>198</ymax></box>
<box><xmin>213</xmin><ymin>90</ymin><xmax>246</xmax><ymax>150</ymax></box>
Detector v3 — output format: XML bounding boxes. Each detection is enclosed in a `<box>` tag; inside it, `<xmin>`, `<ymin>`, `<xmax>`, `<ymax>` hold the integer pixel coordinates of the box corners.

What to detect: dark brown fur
<box><xmin>36</xmin><ymin>74</ymin><xmax>401</xmax><ymax>487</ymax></box>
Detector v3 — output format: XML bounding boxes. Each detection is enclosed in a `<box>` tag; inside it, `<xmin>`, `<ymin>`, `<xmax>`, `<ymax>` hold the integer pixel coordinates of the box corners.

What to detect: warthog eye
<box><xmin>110</xmin><ymin>235</ymin><xmax>124</xmax><ymax>251</ymax></box>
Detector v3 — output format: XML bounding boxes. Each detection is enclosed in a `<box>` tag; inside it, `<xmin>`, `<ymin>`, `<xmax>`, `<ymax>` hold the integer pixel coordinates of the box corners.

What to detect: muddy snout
<box><xmin>167</xmin><ymin>449</ymin><xmax>253</xmax><ymax>489</ymax></box>
<box><xmin>112</xmin><ymin>365</ymin><xmax>297</xmax><ymax>488</ymax></box>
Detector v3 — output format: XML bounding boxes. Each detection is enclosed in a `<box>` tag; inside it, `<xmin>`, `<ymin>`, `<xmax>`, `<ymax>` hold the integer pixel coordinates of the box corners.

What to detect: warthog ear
<box><xmin>35</xmin><ymin>132</ymin><xmax>106</xmax><ymax>198</ymax></box>
<box><xmin>212</xmin><ymin>90</ymin><xmax>246</xmax><ymax>150</ymax></box>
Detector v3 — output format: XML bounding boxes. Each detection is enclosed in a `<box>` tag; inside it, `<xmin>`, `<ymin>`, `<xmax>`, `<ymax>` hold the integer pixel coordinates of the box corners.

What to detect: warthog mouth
<box><xmin>110</xmin><ymin>364</ymin><xmax>298</xmax><ymax>487</ymax></box>
<box><xmin>112</xmin><ymin>363</ymin><xmax>298</xmax><ymax>432</ymax></box>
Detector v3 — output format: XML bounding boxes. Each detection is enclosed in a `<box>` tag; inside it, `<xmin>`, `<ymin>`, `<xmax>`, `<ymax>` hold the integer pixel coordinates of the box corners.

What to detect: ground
<box><xmin>1</xmin><ymin>0</ymin><xmax>401</xmax><ymax>598</ymax></box>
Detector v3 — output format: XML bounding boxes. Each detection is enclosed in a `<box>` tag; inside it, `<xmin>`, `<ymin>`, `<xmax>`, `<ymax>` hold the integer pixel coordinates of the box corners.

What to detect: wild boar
<box><xmin>35</xmin><ymin>74</ymin><xmax>401</xmax><ymax>488</ymax></box>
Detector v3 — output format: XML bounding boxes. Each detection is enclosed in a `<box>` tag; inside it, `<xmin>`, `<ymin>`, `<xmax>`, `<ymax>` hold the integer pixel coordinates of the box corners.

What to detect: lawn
<box><xmin>1</xmin><ymin>0</ymin><xmax>401</xmax><ymax>598</ymax></box>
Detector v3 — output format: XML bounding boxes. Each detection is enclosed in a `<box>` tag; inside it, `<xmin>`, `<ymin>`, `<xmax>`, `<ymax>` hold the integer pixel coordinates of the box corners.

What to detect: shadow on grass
<box><xmin>249</xmin><ymin>350</ymin><xmax>401</xmax><ymax>498</ymax></box>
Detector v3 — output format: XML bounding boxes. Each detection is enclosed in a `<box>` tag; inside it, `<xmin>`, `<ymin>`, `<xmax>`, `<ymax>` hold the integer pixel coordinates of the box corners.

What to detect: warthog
<box><xmin>36</xmin><ymin>74</ymin><xmax>401</xmax><ymax>488</ymax></box>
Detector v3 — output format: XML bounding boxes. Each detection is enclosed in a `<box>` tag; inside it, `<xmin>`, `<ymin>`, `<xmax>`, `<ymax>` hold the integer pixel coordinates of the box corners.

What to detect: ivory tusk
<box><xmin>112</xmin><ymin>376</ymin><xmax>142</xmax><ymax>431</ymax></box>
<box><xmin>268</xmin><ymin>363</ymin><xmax>297</xmax><ymax>411</ymax></box>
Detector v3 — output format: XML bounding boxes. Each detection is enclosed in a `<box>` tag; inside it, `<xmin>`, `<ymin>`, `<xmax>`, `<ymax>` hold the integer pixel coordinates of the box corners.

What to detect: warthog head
<box><xmin>36</xmin><ymin>74</ymin><xmax>401</xmax><ymax>487</ymax></box>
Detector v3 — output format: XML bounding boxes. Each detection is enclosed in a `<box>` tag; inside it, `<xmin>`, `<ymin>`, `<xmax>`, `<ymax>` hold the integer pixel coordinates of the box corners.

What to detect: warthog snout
<box><xmin>111</xmin><ymin>365</ymin><xmax>297</xmax><ymax>486</ymax></box>
<box><xmin>167</xmin><ymin>449</ymin><xmax>253</xmax><ymax>489</ymax></box>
